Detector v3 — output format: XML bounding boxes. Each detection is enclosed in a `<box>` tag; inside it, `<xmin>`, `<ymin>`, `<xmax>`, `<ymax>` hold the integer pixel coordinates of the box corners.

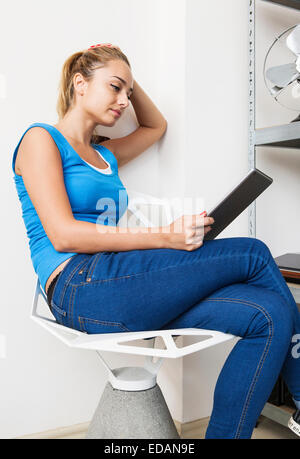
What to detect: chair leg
<box><xmin>86</xmin><ymin>381</ymin><xmax>180</xmax><ymax>439</ymax></box>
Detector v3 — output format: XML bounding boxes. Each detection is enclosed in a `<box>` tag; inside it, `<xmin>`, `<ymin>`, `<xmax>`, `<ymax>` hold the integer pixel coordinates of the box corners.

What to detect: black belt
<box><xmin>46</xmin><ymin>272</ymin><xmax>61</xmax><ymax>308</ymax></box>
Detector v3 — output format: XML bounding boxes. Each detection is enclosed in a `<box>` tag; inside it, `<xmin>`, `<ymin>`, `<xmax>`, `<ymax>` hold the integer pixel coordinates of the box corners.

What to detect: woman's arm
<box><xmin>130</xmin><ymin>79</ymin><xmax>167</xmax><ymax>129</ymax></box>
<box><xmin>100</xmin><ymin>80</ymin><xmax>167</xmax><ymax>168</ymax></box>
<box><xmin>64</xmin><ymin>213</ymin><xmax>214</xmax><ymax>254</ymax></box>
<box><xmin>18</xmin><ymin>128</ymin><xmax>212</xmax><ymax>254</ymax></box>
<box><xmin>63</xmin><ymin>219</ymin><xmax>166</xmax><ymax>253</ymax></box>
<box><xmin>17</xmin><ymin>127</ymin><xmax>167</xmax><ymax>253</ymax></box>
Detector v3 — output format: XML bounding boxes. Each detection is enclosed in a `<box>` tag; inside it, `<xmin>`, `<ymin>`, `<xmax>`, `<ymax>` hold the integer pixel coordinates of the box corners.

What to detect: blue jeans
<box><xmin>50</xmin><ymin>237</ymin><xmax>300</xmax><ymax>439</ymax></box>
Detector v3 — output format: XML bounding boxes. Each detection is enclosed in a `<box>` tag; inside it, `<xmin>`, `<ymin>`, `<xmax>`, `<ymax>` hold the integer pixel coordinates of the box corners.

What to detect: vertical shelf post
<box><xmin>249</xmin><ymin>0</ymin><xmax>256</xmax><ymax>238</ymax></box>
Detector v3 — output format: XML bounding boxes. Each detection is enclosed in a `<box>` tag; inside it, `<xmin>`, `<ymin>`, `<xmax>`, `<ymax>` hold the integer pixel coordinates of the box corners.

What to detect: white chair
<box><xmin>31</xmin><ymin>190</ymin><xmax>236</xmax><ymax>439</ymax></box>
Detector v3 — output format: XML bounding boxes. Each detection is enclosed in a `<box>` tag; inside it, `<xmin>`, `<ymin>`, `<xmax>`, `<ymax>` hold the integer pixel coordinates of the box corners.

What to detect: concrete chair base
<box><xmin>32</xmin><ymin>278</ymin><xmax>236</xmax><ymax>440</ymax></box>
<box><xmin>86</xmin><ymin>382</ymin><xmax>180</xmax><ymax>439</ymax></box>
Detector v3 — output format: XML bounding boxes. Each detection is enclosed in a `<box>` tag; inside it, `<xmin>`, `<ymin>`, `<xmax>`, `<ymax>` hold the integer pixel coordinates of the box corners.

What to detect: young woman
<box><xmin>12</xmin><ymin>44</ymin><xmax>300</xmax><ymax>439</ymax></box>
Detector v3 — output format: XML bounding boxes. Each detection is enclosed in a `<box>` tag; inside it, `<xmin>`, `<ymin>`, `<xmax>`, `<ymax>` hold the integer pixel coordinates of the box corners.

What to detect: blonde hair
<box><xmin>56</xmin><ymin>46</ymin><xmax>131</xmax><ymax>144</ymax></box>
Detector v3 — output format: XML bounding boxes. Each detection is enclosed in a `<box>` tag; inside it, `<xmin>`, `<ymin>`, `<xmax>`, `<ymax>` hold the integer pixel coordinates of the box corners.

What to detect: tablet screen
<box><xmin>204</xmin><ymin>168</ymin><xmax>273</xmax><ymax>241</ymax></box>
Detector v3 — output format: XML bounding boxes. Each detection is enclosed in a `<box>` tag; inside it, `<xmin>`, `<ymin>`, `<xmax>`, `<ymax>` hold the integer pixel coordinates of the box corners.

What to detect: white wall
<box><xmin>2</xmin><ymin>0</ymin><xmax>298</xmax><ymax>437</ymax></box>
<box><xmin>158</xmin><ymin>0</ymin><xmax>249</xmax><ymax>422</ymax></box>
<box><xmin>1</xmin><ymin>0</ymin><xmax>183</xmax><ymax>439</ymax></box>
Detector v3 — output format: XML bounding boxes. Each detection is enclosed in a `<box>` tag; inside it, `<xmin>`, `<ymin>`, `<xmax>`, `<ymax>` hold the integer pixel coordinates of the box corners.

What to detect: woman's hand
<box><xmin>162</xmin><ymin>211</ymin><xmax>214</xmax><ymax>251</ymax></box>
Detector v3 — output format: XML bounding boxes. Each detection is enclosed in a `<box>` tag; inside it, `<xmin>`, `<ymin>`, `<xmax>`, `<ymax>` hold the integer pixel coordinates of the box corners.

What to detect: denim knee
<box><xmin>232</xmin><ymin>237</ymin><xmax>272</xmax><ymax>261</ymax></box>
<box><xmin>250</xmin><ymin>237</ymin><xmax>272</xmax><ymax>258</ymax></box>
<box><xmin>247</xmin><ymin>292</ymin><xmax>293</xmax><ymax>346</ymax></box>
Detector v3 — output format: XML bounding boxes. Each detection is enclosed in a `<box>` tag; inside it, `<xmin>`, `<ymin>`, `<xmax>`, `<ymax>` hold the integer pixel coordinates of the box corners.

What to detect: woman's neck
<box><xmin>54</xmin><ymin>112</ymin><xmax>96</xmax><ymax>146</ymax></box>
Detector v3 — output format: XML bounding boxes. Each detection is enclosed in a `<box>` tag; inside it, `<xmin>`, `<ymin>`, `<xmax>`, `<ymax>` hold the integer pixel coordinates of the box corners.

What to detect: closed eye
<box><xmin>111</xmin><ymin>84</ymin><xmax>131</xmax><ymax>100</ymax></box>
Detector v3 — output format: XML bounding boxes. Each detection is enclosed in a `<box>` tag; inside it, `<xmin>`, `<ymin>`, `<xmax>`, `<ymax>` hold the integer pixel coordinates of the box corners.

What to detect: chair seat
<box><xmin>32</xmin><ymin>278</ymin><xmax>236</xmax><ymax>359</ymax></box>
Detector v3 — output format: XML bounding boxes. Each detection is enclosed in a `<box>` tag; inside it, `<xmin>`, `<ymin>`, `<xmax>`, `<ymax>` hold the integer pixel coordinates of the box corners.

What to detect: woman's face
<box><xmin>74</xmin><ymin>59</ymin><xmax>134</xmax><ymax>126</ymax></box>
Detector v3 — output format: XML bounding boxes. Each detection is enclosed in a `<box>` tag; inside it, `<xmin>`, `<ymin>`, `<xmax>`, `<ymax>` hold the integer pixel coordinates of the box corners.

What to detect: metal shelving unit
<box><xmin>255</xmin><ymin>121</ymin><xmax>300</xmax><ymax>148</ymax></box>
<box><xmin>249</xmin><ymin>0</ymin><xmax>300</xmax><ymax>431</ymax></box>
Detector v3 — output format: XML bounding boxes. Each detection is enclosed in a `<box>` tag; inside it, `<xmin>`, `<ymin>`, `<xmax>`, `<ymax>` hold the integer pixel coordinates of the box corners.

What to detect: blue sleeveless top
<box><xmin>12</xmin><ymin>123</ymin><xmax>128</xmax><ymax>293</ymax></box>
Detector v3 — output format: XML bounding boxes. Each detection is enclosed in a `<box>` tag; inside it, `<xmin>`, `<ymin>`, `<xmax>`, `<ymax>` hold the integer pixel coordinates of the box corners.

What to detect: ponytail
<box><xmin>56</xmin><ymin>46</ymin><xmax>131</xmax><ymax>144</ymax></box>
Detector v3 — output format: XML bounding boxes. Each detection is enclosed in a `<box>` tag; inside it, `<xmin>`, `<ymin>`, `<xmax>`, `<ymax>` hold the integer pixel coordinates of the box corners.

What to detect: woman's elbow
<box><xmin>52</xmin><ymin>221</ymin><xmax>75</xmax><ymax>252</ymax></box>
<box><xmin>53</xmin><ymin>233</ymin><xmax>71</xmax><ymax>253</ymax></box>
<box><xmin>157</xmin><ymin>121</ymin><xmax>168</xmax><ymax>140</ymax></box>
<box><xmin>54</xmin><ymin>240</ymin><xmax>68</xmax><ymax>253</ymax></box>
<box><xmin>161</xmin><ymin>120</ymin><xmax>168</xmax><ymax>133</ymax></box>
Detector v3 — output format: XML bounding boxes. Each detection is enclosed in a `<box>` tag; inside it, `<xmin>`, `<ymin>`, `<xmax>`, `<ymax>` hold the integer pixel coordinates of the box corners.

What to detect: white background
<box><xmin>1</xmin><ymin>0</ymin><xmax>299</xmax><ymax>437</ymax></box>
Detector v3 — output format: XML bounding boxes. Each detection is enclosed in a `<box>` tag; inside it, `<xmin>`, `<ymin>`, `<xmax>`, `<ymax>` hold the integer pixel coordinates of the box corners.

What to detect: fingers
<box><xmin>172</xmin><ymin>213</ymin><xmax>215</xmax><ymax>238</ymax></box>
<box><xmin>183</xmin><ymin>214</ymin><xmax>214</xmax><ymax>226</ymax></box>
<box><xmin>190</xmin><ymin>216</ymin><xmax>214</xmax><ymax>228</ymax></box>
<box><xmin>182</xmin><ymin>211</ymin><xmax>214</xmax><ymax>250</ymax></box>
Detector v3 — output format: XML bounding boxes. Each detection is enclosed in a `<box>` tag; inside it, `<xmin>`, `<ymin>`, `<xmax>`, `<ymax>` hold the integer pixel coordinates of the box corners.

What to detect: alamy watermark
<box><xmin>95</xmin><ymin>190</ymin><xmax>206</xmax><ymax>234</ymax></box>
<box><xmin>292</xmin><ymin>334</ymin><xmax>300</xmax><ymax>359</ymax></box>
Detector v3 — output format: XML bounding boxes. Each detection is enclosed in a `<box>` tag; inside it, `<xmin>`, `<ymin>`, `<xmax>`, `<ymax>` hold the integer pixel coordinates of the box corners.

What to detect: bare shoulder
<box><xmin>16</xmin><ymin>127</ymin><xmax>60</xmax><ymax>175</ymax></box>
<box><xmin>15</xmin><ymin>126</ymin><xmax>74</xmax><ymax>252</ymax></box>
<box><xmin>19</xmin><ymin>126</ymin><xmax>57</xmax><ymax>152</ymax></box>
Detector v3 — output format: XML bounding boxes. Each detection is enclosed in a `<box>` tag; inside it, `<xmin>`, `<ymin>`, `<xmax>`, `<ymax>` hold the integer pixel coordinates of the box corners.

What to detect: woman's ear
<box><xmin>73</xmin><ymin>72</ymin><xmax>88</xmax><ymax>96</ymax></box>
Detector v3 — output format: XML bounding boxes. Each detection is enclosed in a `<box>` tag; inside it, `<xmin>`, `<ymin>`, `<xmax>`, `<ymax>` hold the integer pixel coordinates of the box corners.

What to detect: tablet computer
<box><xmin>203</xmin><ymin>168</ymin><xmax>273</xmax><ymax>241</ymax></box>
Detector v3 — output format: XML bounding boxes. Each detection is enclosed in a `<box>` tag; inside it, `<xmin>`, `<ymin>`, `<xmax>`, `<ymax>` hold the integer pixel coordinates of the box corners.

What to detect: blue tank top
<box><xmin>12</xmin><ymin>123</ymin><xmax>128</xmax><ymax>293</ymax></box>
